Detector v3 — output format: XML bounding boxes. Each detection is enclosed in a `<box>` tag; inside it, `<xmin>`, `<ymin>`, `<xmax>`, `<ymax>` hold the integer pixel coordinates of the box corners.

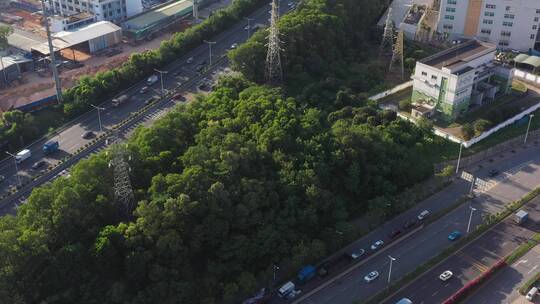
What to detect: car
<box><xmin>388</xmin><ymin>229</ymin><xmax>402</xmax><ymax>239</ymax></box>
<box><xmin>198</xmin><ymin>83</ymin><xmax>210</xmax><ymax>91</ymax></box>
<box><xmin>82</xmin><ymin>131</ymin><xmax>95</xmax><ymax>139</ymax></box>
<box><xmin>488</xmin><ymin>169</ymin><xmax>500</xmax><ymax>177</ymax></box>
<box><xmin>230</xmin><ymin>43</ymin><xmax>238</xmax><ymax>49</ymax></box>
<box><xmin>244</xmin><ymin>25</ymin><xmax>250</xmax><ymax>30</ymax></box>
<box><xmin>526</xmin><ymin>286</ymin><xmax>538</xmax><ymax>301</ymax></box>
<box><xmin>318</xmin><ymin>262</ymin><xmax>331</xmax><ymax>277</ymax></box>
<box><xmin>196</xmin><ymin>64</ymin><xmax>205</xmax><ymax>72</ymax></box>
<box><xmin>448</xmin><ymin>230</ymin><xmax>462</xmax><ymax>241</ymax></box>
<box><xmin>417</xmin><ymin>210</ymin><xmax>430</xmax><ymax>220</ymax></box>
<box><xmin>139</xmin><ymin>86</ymin><xmax>149</xmax><ymax>94</ymax></box>
<box><xmin>439</xmin><ymin>270</ymin><xmax>453</xmax><ymax>281</ymax></box>
<box><xmin>172</xmin><ymin>93</ymin><xmax>185</xmax><ymax>101</ymax></box>
<box><xmin>364</xmin><ymin>271</ymin><xmax>379</xmax><ymax>283</ymax></box>
<box><xmin>186</xmin><ymin>57</ymin><xmax>194</xmax><ymax>64</ymax></box>
<box><xmin>351</xmin><ymin>249</ymin><xmax>365</xmax><ymax>259</ymax></box>
<box><xmin>0</xmin><ymin>175</ymin><xmax>5</xmax><ymax>183</ymax></box>
<box><xmin>402</xmin><ymin>219</ymin><xmax>416</xmax><ymax>230</ymax></box>
<box><xmin>31</xmin><ymin>160</ymin><xmax>47</xmax><ymax>170</ymax></box>
<box><xmin>370</xmin><ymin>240</ymin><xmax>384</xmax><ymax>250</ymax></box>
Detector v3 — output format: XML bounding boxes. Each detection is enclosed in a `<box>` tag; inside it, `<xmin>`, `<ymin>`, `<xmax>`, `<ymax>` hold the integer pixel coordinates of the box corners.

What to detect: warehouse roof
<box><xmin>522</xmin><ymin>55</ymin><xmax>540</xmax><ymax>68</ymax></box>
<box><xmin>123</xmin><ymin>0</ymin><xmax>193</xmax><ymax>30</ymax></box>
<box><xmin>513</xmin><ymin>53</ymin><xmax>529</xmax><ymax>63</ymax></box>
<box><xmin>31</xmin><ymin>21</ymin><xmax>121</xmax><ymax>55</ymax></box>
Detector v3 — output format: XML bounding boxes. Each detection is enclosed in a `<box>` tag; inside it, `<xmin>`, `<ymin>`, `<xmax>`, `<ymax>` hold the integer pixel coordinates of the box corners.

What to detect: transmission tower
<box><xmin>389</xmin><ymin>30</ymin><xmax>404</xmax><ymax>80</ymax></box>
<box><xmin>108</xmin><ymin>131</ymin><xmax>135</xmax><ymax>217</ymax></box>
<box><xmin>380</xmin><ymin>7</ymin><xmax>394</xmax><ymax>56</ymax></box>
<box><xmin>265</xmin><ymin>0</ymin><xmax>282</xmax><ymax>85</ymax></box>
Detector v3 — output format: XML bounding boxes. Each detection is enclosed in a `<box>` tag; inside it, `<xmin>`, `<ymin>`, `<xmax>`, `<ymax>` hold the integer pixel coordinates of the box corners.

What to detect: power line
<box><xmin>265</xmin><ymin>0</ymin><xmax>282</xmax><ymax>85</ymax></box>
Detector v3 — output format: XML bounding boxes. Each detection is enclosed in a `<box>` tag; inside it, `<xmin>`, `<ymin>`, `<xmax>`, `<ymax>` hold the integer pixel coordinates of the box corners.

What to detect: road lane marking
<box><xmin>457</xmin><ymin>251</ymin><xmax>489</xmax><ymax>272</ymax></box>
<box><xmin>527</xmin><ymin>265</ymin><xmax>538</xmax><ymax>274</ymax></box>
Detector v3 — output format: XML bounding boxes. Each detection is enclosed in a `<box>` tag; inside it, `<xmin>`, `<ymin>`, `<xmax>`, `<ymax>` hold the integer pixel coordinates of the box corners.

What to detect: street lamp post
<box><xmin>273</xmin><ymin>264</ymin><xmax>279</xmax><ymax>283</ymax></box>
<box><xmin>466</xmin><ymin>206</ymin><xmax>477</xmax><ymax>233</ymax></box>
<box><xmin>203</xmin><ymin>40</ymin><xmax>216</xmax><ymax>66</ymax></box>
<box><xmin>524</xmin><ymin>114</ymin><xmax>535</xmax><ymax>144</ymax></box>
<box><xmin>387</xmin><ymin>255</ymin><xmax>396</xmax><ymax>284</ymax></box>
<box><xmin>5</xmin><ymin>151</ymin><xmax>22</xmax><ymax>187</ymax></box>
<box><xmin>90</xmin><ymin>104</ymin><xmax>105</xmax><ymax>133</ymax></box>
<box><xmin>245</xmin><ymin>17</ymin><xmax>254</xmax><ymax>39</ymax></box>
<box><xmin>154</xmin><ymin>68</ymin><xmax>168</xmax><ymax>96</ymax></box>
<box><xmin>455</xmin><ymin>142</ymin><xmax>463</xmax><ymax>174</ymax></box>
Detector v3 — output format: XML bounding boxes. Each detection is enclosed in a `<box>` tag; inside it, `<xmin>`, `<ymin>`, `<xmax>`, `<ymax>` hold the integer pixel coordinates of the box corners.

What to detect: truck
<box><xmin>297</xmin><ymin>265</ymin><xmax>316</xmax><ymax>284</ymax></box>
<box><xmin>147</xmin><ymin>74</ymin><xmax>159</xmax><ymax>86</ymax></box>
<box><xmin>112</xmin><ymin>94</ymin><xmax>130</xmax><ymax>107</ymax></box>
<box><xmin>15</xmin><ymin>149</ymin><xmax>31</xmax><ymax>163</ymax></box>
<box><xmin>277</xmin><ymin>281</ymin><xmax>295</xmax><ymax>298</ymax></box>
<box><xmin>514</xmin><ymin>210</ymin><xmax>529</xmax><ymax>225</ymax></box>
<box><xmin>42</xmin><ymin>140</ymin><xmax>59</xmax><ymax>154</ymax></box>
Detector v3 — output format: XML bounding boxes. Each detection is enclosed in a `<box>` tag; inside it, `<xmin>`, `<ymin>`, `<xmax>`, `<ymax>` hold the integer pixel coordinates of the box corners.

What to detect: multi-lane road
<box><xmin>0</xmin><ymin>1</ymin><xmax>295</xmax><ymax>213</ymax></box>
<box><xmin>271</xmin><ymin>142</ymin><xmax>540</xmax><ymax>304</ymax></box>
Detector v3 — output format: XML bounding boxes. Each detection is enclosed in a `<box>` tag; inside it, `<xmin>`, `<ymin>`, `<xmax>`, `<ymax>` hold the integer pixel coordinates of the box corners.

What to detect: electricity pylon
<box><xmin>380</xmin><ymin>7</ymin><xmax>394</xmax><ymax>56</ymax></box>
<box><xmin>265</xmin><ymin>0</ymin><xmax>282</xmax><ymax>85</ymax></box>
<box><xmin>108</xmin><ymin>131</ymin><xmax>135</xmax><ymax>217</ymax></box>
<box><xmin>389</xmin><ymin>30</ymin><xmax>404</xmax><ymax>80</ymax></box>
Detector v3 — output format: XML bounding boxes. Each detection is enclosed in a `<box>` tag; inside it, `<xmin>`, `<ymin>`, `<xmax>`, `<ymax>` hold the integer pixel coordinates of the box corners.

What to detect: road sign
<box><xmin>461</xmin><ymin>171</ymin><xmax>474</xmax><ymax>182</ymax></box>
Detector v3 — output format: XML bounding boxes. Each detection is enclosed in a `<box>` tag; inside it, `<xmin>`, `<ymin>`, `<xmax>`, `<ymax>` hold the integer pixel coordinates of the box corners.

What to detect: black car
<box><xmin>488</xmin><ymin>169</ymin><xmax>500</xmax><ymax>177</ymax></box>
<box><xmin>82</xmin><ymin>131</ymin><xmax>95</xmax><ymax>139</ymax></box>
<box><xmin>402</xmin><ymin>220</ymin><xmax>416</xmax><ymax>230</ymax></box>
<box><xmin>388</xmin><ymin>229</ymin><xmax>402</xmax><ymax>239</ymax></box>
<box><xmin>31</xmin><ymin>160</ymin><xmax>47</xmax><ymax>170</ymax></box>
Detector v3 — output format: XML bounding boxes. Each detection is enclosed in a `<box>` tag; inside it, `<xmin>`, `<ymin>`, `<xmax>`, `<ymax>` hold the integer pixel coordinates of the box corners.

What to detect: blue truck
<box><xmin>43</xmin><ymin>140</ymin><xmax>59</xmax><ymax>154</ymax></box>
<box><xmin>297</xmin><ymin>265</ymin><xmax>316</xmax><ymax>284</ymax></box>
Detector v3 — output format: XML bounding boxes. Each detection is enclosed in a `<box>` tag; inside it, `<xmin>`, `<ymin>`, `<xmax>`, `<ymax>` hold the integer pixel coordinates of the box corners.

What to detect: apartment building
<box><xmin>411</xmin><ymin>39</ymin><xmax>513</xmax><ymax>121</ymax></box>
<box><xmin>0</xmin><ymin>0</ymin><xmax>10</xmax><ymax>9</ymax></box>
<box><xmin>45</xmin><ymin>0</ymin><xmax>143</xmax><ymax>23</ymax></box>
<box><xmin>438</xmin><ymin>0</ymin><xmax>540</xmax><ymax>51</ymax></box>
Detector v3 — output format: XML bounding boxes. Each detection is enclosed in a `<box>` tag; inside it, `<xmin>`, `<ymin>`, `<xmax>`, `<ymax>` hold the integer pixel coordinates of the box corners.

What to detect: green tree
<box><xmin>461</xmin><ymin>123</ymin><xmax>475</xmax><ymax>140</ymax></box>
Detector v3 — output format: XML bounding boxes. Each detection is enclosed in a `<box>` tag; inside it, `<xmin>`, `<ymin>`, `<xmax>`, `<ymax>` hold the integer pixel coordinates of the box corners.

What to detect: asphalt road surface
<box><xmin>0</xmin><ymin>1</ymin><xmax>295</xmax><ymax>212</ymax></box>
<box><xmin>269</xmin><ymin>143</ymin><xmax>540</xmax><ymax>304</ymax></box>
<box><xmin>463</xmin><ymin>244</ymin><xmax>540</xmax><ymax>304</ymax></box>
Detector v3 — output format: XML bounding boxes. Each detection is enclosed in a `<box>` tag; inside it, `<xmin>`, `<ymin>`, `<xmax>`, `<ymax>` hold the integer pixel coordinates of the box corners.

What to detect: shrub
<box><xmin>399</xmin><ymin>99</ymin><xmax>412</xmax><ymax>111</ymax></box>
<box><xmin>474</xmin><ymin>119</ymin><xmax>492</xmax><ymax>133</ymax></box>
<box><xmin>461</xmin><ymin>123</ymin><xmax>475</xmax><ymax>140</ymax></box>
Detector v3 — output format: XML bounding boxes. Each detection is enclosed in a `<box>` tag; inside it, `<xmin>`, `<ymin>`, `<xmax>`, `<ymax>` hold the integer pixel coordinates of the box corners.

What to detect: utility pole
<box><xmin>245</xmin><ymin>17</ymin><xmax>254</xmax><ymax>39</ymax></box>
<box><xmin>524</xmin><ymin>114</ymin><xmax>535</xmax><ymax>144</ymax></box>
<box><xmin>203</xmin><ymin>40</ymin><xmax>216</xmax><ymax>67</ymax></box>
<box><xmin>5</xmin><ymin>151</ymin><xmax>22</xmax><ymax>187</ymax></box>
<box><xmin>387</xmin><ymin>255</ymin><xmax>396</xmax><ymax>284</ymax></box>
<box><xmin>40</xmin><ymin>0</ymin><xmax>62</xmax><ymax>103</ymax></box>
<box><xmin>466</xmin><ymin>206</ymin><xmax>477</xmax><ymax>233</ymax></box>
<box><xmin>90</xmin><ymin>104</ymin><xmax>105</xmax><ymax>133</ymax></box>
<box><xmin>455</xmin><ymin>142</ymin><xmax>463</xmax><ymax>174</ymax></box>
<box><xmin>265</xmin><ymin>0</ymin><xmax>283</xmax><ymax>85</ymax></box>
<box><xmin>154</xmin><ymin>68</ymin><xmax>168</xmax><ymax>96</ymax></box>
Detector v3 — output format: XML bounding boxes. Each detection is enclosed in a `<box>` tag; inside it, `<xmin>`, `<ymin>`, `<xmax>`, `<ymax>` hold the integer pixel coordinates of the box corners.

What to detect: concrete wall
<box><xmin>369</xmin><ymin>80</ymin><xmax>414</xmax><ymax>101</ymax></box>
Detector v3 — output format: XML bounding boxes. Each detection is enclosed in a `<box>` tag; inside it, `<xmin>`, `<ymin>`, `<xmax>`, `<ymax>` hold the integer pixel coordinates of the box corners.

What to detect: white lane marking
<box><xmin>527</xmin><ymin>265</ymin><xmax>538</xmax><ymax>274</ymax></box>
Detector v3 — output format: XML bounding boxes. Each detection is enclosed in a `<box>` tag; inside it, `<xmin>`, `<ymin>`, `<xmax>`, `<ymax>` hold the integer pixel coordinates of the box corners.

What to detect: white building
<box><xmin>411</xmin><ymin>39</ymin><xmax>513</xmax><ymax>121</ymax></box>
<box><xmin>49</xmin><ymin>12</ymin><xmax>96</xmax><ymax>32</ymax></box>
<box><xmin>437</xmin><ymin>0</ymin><xmax>540</xmax><ymax>51</ymax></box>
<box><xmin>45</xmin><ymin>0</ymin><xmax>143</xmax><ymax>23</ymax></box>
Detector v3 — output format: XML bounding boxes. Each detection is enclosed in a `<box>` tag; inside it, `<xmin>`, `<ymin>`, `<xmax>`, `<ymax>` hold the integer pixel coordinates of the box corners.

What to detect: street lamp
<box><xmin>273</xmin><ymin>264</ymin><xmax>279</xmax><ymax>283</ymax></box>
<box><xmin>466</xmin><ymin>206</ymin><xmax>477</xmax><ymax>233</ymax></box>
<box><xmin>5</xmin><ymin>151</ymin><xmax>22</xmax><ymax>187</ymax></box>
<box><xmin>524</xmin><ymin>114</ymin><xmax>535</xmax><ymax>144</ymax></box>
<box><xmin>90</xmin><ymin>104</ymin><xmax>105</xmax><ymax>133</ymax></box>
<box><xmin>455</xmin><ymin>142</ymin><xmax>463</xmax><ymax>174</ymax></box>
<box><xmin>203</xmin><ymin>40</ymin><xmax>216</xmax><ymax>66</ymax></box>
<box><xmin>387</xmin><ymin>255</ymin><xmax>396</xmax><ymax>284</ymax></box>
<box><xmin>154</xmin><ymin>68</ymin><xmax>168</xmax><ymax>96</ymax></box>
<box><xmin>245</xmin><ymin>17</ymin><xmax>254</xmax><ymax>39</ymax></box>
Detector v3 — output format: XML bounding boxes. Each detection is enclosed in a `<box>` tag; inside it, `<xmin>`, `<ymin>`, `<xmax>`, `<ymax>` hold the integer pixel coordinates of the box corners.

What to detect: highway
<box><xmin>0</xmin><ymin>2</ymin><xmax>295</xmax><ymax>213</ymax></box>
<box><xmin>270</xmin><ymin>142</ymin><xmax>540</xmax><ymax>304</ymax></box>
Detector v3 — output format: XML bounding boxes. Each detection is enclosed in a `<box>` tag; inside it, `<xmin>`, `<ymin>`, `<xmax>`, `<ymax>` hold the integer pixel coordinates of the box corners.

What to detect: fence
<box><xmin>369</xmin><ymin>80</ymin><xmax>413</xmax><ymax>101</ymax></box>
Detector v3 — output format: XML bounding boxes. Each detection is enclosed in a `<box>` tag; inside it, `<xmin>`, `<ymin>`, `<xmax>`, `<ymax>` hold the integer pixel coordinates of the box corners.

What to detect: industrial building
<box><xmin>438</xmin><ymin>0</ymin><xmax>540</xmax><ymax>51</ymax></box>
<box><xmin>122</xmin><ymin>0</ymin><xmax>193</xmax><ymax>42</ymax></box>
<box><xmin>0</xmin><ymin>55</ymin><xmax>34</xmax><ymax>86</ymax></box>
<box><xmin>31</xmin><ymin>21</ymin><xmax>122</xmax><ymax>56</ymax></box>
<box><xmin>410</xmin><ymin>39</ymin><xmax>513</xmax><ymax>121</ymax></box>
<box><xmin>45</xmin><ymin>0</ymin><xmax>143</xmax><ymax>23</ymax></box>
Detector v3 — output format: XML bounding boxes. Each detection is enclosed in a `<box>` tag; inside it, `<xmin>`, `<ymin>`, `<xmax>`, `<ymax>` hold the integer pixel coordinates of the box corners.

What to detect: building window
<box><xmin>504</xmin><ymin>14</ymin><xmax>514</xmax><ymax>19</ymax></box>
<box><xmin>446</xmin><ymin>7</ymin><xmax>456</xmax><ymax>12</ymax></box>
<box><xmin>445</xmin><ymin>15</ymin><xmax>455</xmax><ymax>20</ymax></box>
<box><xmin>480</xmin><ymin>28</ymin><xmax>491</xmax><ymax>34</ymax></box>
<box><xmin>485</xmin><ymin>4</ymin><xmax>496</xmax><ymax>9</ymax></box>
<box><xmin>502</xmin><ymin>21</ymin><xmax>513</xmax><ymax>27</ymax></box>
<box><xmin>447</xmin><ymin>0</ymin><xmax>457</xmax><ymax>4</ymax></box>
<box><xmin>505</xmin><ymin>6</ymin><xmax>511</xmax><ymax>11</ymax></box>
<box><xmin>431</xmin><ymin>75</ymin><xmax>437</xmax><ymax>80</ymax></box>
<box><xmin>500</xmin><ymin>31</ymin><xmax>511</xmax><ymax>37</ymax></box>
<box><xmin>531</xmin><ymin>34</ymin><xmax>536</xmax><ymax>39</ymax></box>
<box><xmin>484</xmin><ymin>12</ymin><xmax>494</xmax><ymax>17</ymax></box>
<box><xmin>535</xmin><ymin>17</ymin><xmax>540</xmax><ymax>22</ymax></box>
<box><xmin>498</xmin><ymin>40</ymin><xmax>509</xmax><ymax>46</ymax></box>
<box><xmin>483</xmin><ymin>19</ymin><xmax>493</xmax><ymax>24</ymax></box>
<box><xmin>421</xmin><ymin>71</ymin><xmax>427</xmax><ymax>76</ymax></box>
<box><xmin>443</xmin><ymin>24</ymin><xmax>453</xmax><ymax>30</ymax></box>
<box><xmin>537</xmin><ymin>9</ymin><xmax>540</xmax><ymax>14</ymax></box>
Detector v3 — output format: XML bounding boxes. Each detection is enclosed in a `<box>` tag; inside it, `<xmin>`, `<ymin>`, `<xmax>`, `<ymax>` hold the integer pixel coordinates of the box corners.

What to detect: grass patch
<box><xmin>505</xmin><ymin>234</ymin><xmax>540</xmax><ymax>265</ymax></box>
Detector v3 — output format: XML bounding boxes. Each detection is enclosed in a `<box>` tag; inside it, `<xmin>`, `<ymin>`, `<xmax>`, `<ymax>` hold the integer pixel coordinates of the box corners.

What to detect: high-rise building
<box><xmin>437</xmin><ymin>0</ymin><xmax>540</xmax><ymax>51</ymax></box>
<box><xmin>0</xmin><ymin>0</ymin><xmax>10</xmax><ymax>9</ymax></box>
<box><xmin>45</xmin><ymin>0</ymin><xmax>143</xmax><ymax>23</ymax></box>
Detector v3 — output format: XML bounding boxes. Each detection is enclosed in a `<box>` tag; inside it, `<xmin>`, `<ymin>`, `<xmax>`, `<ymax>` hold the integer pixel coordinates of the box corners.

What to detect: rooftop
<box><xmin>420</xmin><ymin>40</ymin><xmax>496</xmax><ymax>70</ymax></box>
<box><xmin>403</xmin><ymin>4</ymin><xmax>426</xmax><ymax>25</ymax></box>
<box><xmin>50</xmin><ymin>12</ymin><xmax>95</xmax><ymax>23</ymax></box>
<box><xmin>123</xmin><ymin>0</ymin><xmax>193</xmax><ymax>30</ymax></box>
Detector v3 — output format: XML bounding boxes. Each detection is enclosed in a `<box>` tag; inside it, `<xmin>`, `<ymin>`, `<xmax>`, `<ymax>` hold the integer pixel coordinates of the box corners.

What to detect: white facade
<box><xmin>49</xmin><ymin>13</ymin><xmax>96</xmax><ymax>32</ymax></box>
<box><xmin>46</xmin><ymin>0</ymin><xmax>143</xmax><ymax>23</ymax></box>
<box><xmin>438</xmin><ymin>0</ymin><xmax>540</xmax><ymax>51</ymax></box>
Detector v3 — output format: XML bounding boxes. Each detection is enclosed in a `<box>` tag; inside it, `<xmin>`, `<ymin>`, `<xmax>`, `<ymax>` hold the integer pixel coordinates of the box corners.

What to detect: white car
<box><xmin>230</xmin><ymin>43</ymin><xmax>238</xmax><ymax>49</ymax></box>
<box><xmin>439</xmin><ymin>270</ymin><xmax>453</xmax><ymax>281</ymax></box>
<box><xmin>417</xmin><ymin>210</ymin><xmax>430</xmax><ymax>220</ymax></box>
<box><xmin>364</xmin><ymin>271</ymin><xmax>379</xmax><ymax>283</ymax></box>
<box><xmin>351</xmin><ymin>249</ymin><xmax>365</xmax><ymax>259</ymax></box>
<box><xmin>370</xmin><ymin>240</ymin><xmax>384</xmax><ymax>250</ymax></box>
<box><xmin>186</xmin><ymin>57</ymin><xmax>194</xmax><ymax>64</ymax></box>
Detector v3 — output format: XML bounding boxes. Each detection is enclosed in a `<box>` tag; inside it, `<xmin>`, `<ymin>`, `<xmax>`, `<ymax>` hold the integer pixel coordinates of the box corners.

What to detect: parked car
<box><xmin>439</xmin><ymin>270</ymin><xmax>453</xmax><ymax>281</ymax></box>
<box><xmin>364</xmin><ymin>271</ymin><xmax>379</xmax><ymax>283</ymax></box>
<box><xmin>172</xmin><ymin>93</ymin><xmax>185</xmax><ymax>101</ymax></box>
<box><xmin>139</xmin><ymin>86</ymin><xmax>149</xmax><ymax>94</ymax></box>
<box><xmin>388</xmin><ymin>229</ymin><xmax>402</xmax><ymax>239</ymax></box>
<box><xmin>186</xmin><ymin>57</ymin><xmax>194</xmax><ymax>64</ymax></box>
<box><xmin>448</xmin><ymin>230</ymin><xmax>462</xmax><ymax>241</ymax></box>
<box><xmin>402</xmin><ymin>219</ymin><xmax>416</xmax><ymax>230</ymax></box>
<box><xmin>370</xmin><ymin>240</ymin><xmax>384</xmax><ymax>250</ymax></box>
<box><xmin>526</xmin><ymin>286</ymin><xmax>538</xmax><ymax>301</ymax></box>
<box><xmin>351</xmin><ymin>249</ymin><xmax>365</xmax><ymax>259</ymax></box>
<box><xmin>417</xmin><ymin>210</ymin><xmax>430</xmax><ymax>220</ymax></box>
<box><xmin>230</xmin><ymin>43</ymin><xmax>238</xmax><ymax>49</ymax></box>
<box><xmin>0</xmin><ymin>175</ymin><xmax>5</xmax><ymax>183</ymax></box>
<box><xmin>31</xmin><ymin>160</ymin><xmax>47</xmax><ymax>170</ymax></box>
<box><xmin>82</xmin><ymin>131</ymin><xmax>95</xmax><ymax>139</ymax></box>
<box><xmin>488</xmin><ymin>169</ymin><xmax>500</xmax><ymax>177</ymax></box>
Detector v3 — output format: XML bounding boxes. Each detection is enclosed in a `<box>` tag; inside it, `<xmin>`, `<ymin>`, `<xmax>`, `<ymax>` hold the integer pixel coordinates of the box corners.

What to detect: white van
<box><xmin>526</xmin><ymin>286</ymin><xmax>538</xmax><ymax>301</ymax></box>
<box><xmin>15</xmin><ymin>149</ymin><xmax>31</xmax><ymax>164</ymax></box>
<box><xmin>278</xmin><ymin>281</ymin><xmax>295</xmax><ymax>298</ymax></box>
